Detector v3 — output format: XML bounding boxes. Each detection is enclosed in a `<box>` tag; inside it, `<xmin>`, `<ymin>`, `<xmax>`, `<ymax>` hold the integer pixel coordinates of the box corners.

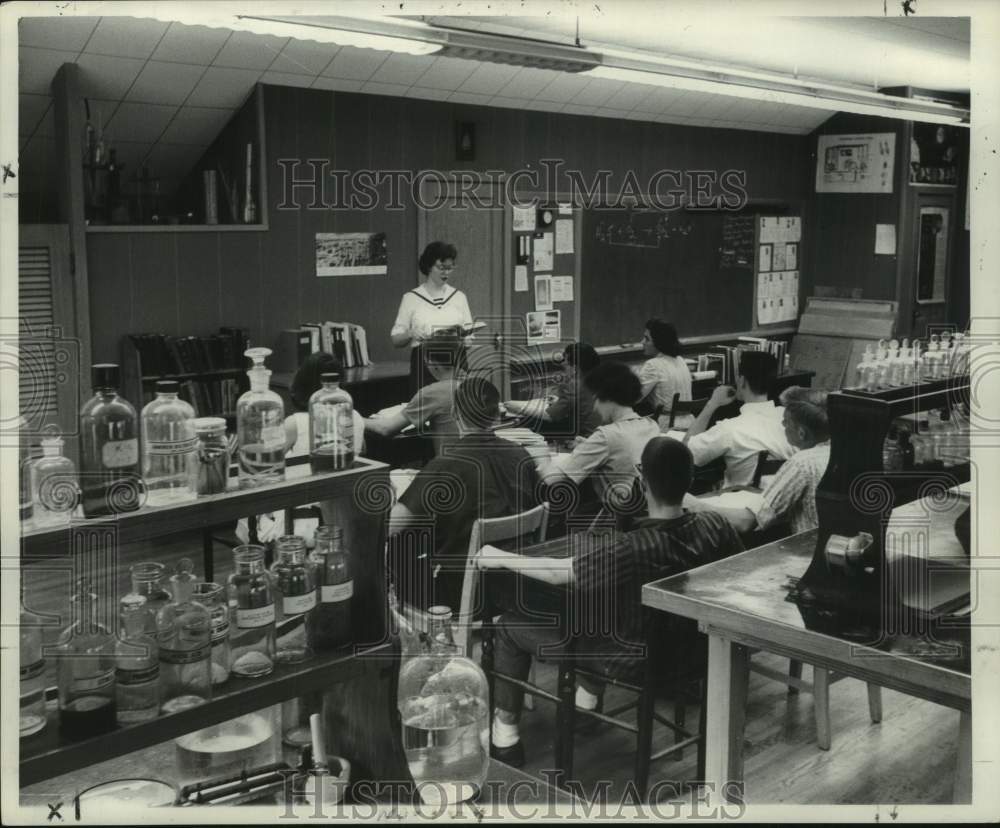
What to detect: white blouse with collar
<box><xmin>391</xmin><ymin>283</ymin><xmax>473</xmax><ymax>346</ymax></box>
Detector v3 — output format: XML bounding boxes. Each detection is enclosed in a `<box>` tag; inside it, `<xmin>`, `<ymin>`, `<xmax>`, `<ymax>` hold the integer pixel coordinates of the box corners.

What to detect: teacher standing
<box><xmin>392</xmin><ymin>241</ymin><xmax>474</xmax><ymax>395</ymax></box>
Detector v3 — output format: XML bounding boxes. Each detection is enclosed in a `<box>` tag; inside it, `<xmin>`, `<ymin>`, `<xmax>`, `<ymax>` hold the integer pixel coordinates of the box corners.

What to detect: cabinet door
<box><xmin>900</xmin><ymin>191</ymin><xmax>955</xmax><ymax>339</ymax></box>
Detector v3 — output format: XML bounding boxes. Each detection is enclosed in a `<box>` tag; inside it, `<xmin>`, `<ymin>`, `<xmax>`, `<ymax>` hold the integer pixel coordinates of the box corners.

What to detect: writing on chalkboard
<box><xmin>720</xmin><ymin>214</ymin><xmax>755</xmax><ymax>269</ymax></box>
<box><xmin>594</xmin><ymin>210</ymin><xmax>695</xmax><ymax>248</ymax></box>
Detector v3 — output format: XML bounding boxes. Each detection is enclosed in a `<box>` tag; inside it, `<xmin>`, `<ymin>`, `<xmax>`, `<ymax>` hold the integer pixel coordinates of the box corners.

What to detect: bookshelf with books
<box><xmin>121</xmin><ymin>327</ymin><xmax>250</xmax><ymax>421</ymax></box>
<box><xmin>270</xmin><ymin>321</ymin><xmax>373</xmax><ymax>374</ymax></box>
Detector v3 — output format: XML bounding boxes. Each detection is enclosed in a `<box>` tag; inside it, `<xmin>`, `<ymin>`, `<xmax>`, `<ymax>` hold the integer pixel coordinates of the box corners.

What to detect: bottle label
<box><xmin>101</xmin><ymin>438</ymin><xmax>139</xmax><ymax>469</ymax></box>
<box><xmin>282</xmin><ymin>592</ymin><xmax>317</xmax><ymax>616</ymax></box>
<box><xmin>236</xmin><ymin>604</ymin><xmax>275</xmax><ymax>628</ymax></box>
<box><xmin>321</xmin><ymin>581</ymin><xmax>354</xmax><ymax>603</ymax></box>
<box><xmin>261</xmin><ymin>425</ymin><xmax>285</xmax><ymax>450</ymax></box>
<box><xmin>159</xmin><ymin>644</ymin><xmax>211</xmax><ymax>664</ymax></box>
<box><xmin>20</xmin><ymin>659</ymin><xmax>45</xmax><ymax>681</ymax></box>
<box><xmin>72</xmin><ymin>669</ymin><xmax>115</xmax><ymax>692</ymax></box>
<box><xmin>210</xmin><ymin>620</ymin><xmax>231</xmax><ymax>643</ymax></box>
<box><xmin>116</xmin><ymin>664</ymin><xmax>160</xmax><ymax>685</ymax></box>
<box><xmin>146</xmin><ymin>436</ymin><xmax>198</xmax><ymax>456</ymax></box>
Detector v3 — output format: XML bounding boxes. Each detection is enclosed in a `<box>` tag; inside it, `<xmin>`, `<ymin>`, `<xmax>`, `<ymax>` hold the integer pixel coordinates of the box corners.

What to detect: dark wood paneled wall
<box><xmin>88</xmin><ymin>85</ymin><xmax>810</xmax><ymax>364</ymax></box>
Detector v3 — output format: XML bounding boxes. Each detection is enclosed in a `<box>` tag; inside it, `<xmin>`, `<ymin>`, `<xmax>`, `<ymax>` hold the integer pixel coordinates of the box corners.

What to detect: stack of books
<box><xmin>706</xmin><ymin>337</ymin><xmax>788</xmax><ymax>386</ymax></box>
<box><xmin>272</xmin><ymin>322</ymin><xmax>371</xmax><ymax>373</ymax></box>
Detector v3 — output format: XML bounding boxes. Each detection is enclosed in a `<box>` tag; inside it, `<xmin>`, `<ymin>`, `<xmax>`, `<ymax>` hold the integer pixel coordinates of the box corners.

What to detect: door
<box><xmin>899</xmin><ymin>191</ymin><xmax>955</xmax><ymax>339</ymax></box>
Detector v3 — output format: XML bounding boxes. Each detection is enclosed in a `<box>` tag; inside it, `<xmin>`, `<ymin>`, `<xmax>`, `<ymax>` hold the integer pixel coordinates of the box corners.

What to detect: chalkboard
<box><xmin>580</xmin><ymin>206</ymin><xmax>757</xmax><ymax>345</ymax></box>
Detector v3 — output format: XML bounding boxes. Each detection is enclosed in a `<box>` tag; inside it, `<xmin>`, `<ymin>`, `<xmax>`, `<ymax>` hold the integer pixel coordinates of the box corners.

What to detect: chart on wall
<box><xmin>755</xmin><ymin>216</ymin><xmax>801</xmax><ymax>326</ymax></box>
<box><xmin>815</xmin><ymin>133</ymin><xmax>895</xmax><ymax>194</ymax></box>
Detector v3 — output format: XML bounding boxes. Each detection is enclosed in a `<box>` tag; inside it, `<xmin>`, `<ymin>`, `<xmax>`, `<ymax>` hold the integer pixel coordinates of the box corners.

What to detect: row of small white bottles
<box><xmin>853</xmin><ymin>333</ymin><xmax>970</xmax><ymax>393</ymax></box>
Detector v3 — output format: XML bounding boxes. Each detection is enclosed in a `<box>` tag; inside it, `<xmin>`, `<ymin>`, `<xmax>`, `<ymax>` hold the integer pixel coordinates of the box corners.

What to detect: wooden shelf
<box><xmin>141</xmin><ymin>369</ymin><xmax>243</xmax><ymax>381</ymax></box>
<box><xmin>19</xmin><ymin>643</ymin><xmax>391</xmax><ymax>786</ymax></box>
<box><xmin>20</xmin><ymin>458</ymin><xmax>390</xmax><ymax>561</ymax></box>
<box><xmin>86</xmin><ymin>224</ymin><xmax>269</xmax><ymax>233</ymax></box>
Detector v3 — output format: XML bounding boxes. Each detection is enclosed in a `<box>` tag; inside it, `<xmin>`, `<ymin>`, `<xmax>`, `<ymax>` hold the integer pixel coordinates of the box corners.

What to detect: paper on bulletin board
<box><xmin>758</xmin><ymin>244</ymin><xmax>772</xmax><ymax>272</ymax></box>
<box><xmin>532</xmin><ymin>233</ymin><xmax>554</xmax><ymax>271</ymax></box>
<box><xmin>558</xmin><ymin>203</ymin><xmax>573</xmax><ymax>215</ymax></box>
<box><xmin>526</xmin><ymin>310</ymin><xmax>561</xmax><ymax>344</ymax></box>
<box><xmin>815</xmin><ymin>133</ymin><xmax>895</xmax><ymax>193</ymax></box>
<box><xmin>513</xmin><ymin>205</ymin><xmax>536</xmax><ymax>232</ymax></box>
<box><xmin>514</xmin><ymin>265</ymin><xmax>529</xmax><ymax>292</ymax></box>
<box><xmin>535</xmin><ymin>274</ymin><xmax>553</xmax><ymax>310</ymax></box>
<box><xmin>875</xmin><ymin>223</ymin><xmax>897</xmax><ymax>255</ymax></box>
<box><xmin>756</xmin><ymin>270</ymin><xmax>799</xmax><ymax>325</ymax></box>
<box><xmin>785</xmin><ymin>243</ymin><xmax>798</xmax><ymax>271</ymax></box>
<box><xmin>555</xmin><ymin>219</ymin><xmax>574</xmax><ymax>254</ymax></box>
<box><xmin>772</xmin><ymin>243</ymin><xmax>786</xmax><ymax>272</ymax></box>
<box><xmin>551</xmin><ymin>276</ymin><xmax>574</xmax><ymax>302</ymax></box>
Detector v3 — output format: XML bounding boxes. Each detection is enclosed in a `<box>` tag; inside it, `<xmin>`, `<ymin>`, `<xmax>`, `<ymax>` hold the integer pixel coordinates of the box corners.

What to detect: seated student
<box><xmin>386</xmin><ymin>377</ymin><xmax>542</xmax><ymax>612</ymax></box>
<box><xmin>364</xmin><ymin>330</ymin><xmax>465</xmax><ymax>455</ymax></box>
<box><xmin>684</xmin><ymin>350</ymin><xmax>795</xmax><ymax>488</ymax></box>
<box><xmin>687</xmin><ymin>387</ymin><xmax>830</xmax><ymax>536</ymax></box>
<box><xmin>636</xmin><ymin>319</ymin><xmax>692</xmax><ymax>429</ymax></box>
<box><xmin>532</xmin><ymin>362</ymin><xmax>661</xmax><ymax>510</ymax></box>
<box><xmin>477</xmin><ymin>436</ymin><xmax>745</xmax><ymax>767</ymax></box>
<box><xmin>504</xmin><ymin>342</ymin><xmax>603</xmax><ymax>437</ymax></box>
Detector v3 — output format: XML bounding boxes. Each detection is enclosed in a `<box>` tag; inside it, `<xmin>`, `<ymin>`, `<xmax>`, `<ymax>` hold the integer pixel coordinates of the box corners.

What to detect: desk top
<box><xmin>273</xmin><ymin>361</ymin><xmax>411</xmax><ymax>389</ymax></box>
<box><xmin>641</xmin><ymin>519</ymin><xmax>971</xmax><ymax>710</ymax></box>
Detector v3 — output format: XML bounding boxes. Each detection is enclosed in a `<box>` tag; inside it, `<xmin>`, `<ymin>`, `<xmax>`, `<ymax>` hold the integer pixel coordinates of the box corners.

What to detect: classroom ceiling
<box><xmin>17</xmin><ymin>13</ymin><xmax>970</xmax><ymax>197</ymax></box>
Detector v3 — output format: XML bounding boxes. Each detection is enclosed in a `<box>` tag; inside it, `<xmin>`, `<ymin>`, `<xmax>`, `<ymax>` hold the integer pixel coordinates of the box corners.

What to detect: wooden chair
<box><xmin>751</xmin><ymin>449</ymin><xmax>785</xmax><ymax>488</ymax></box>
<box><xmin>667</xmin><ymin>393</ymin><xmax>710</xmax><ymax>429</ymax></box>
<box><xmin>455</xmin><ymin>503</ymin><xmax>551</xmax><ymax>657</ymax></box>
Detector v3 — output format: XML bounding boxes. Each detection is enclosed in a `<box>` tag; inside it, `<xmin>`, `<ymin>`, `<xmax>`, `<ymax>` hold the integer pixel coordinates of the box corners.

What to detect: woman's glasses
<box><xmin>435</xmin><ymin>262</ymin><xmax>455</xmax><ymax>273</ymax></box>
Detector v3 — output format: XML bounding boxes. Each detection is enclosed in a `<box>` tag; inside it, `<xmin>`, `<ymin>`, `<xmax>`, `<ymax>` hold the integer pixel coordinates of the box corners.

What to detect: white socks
<box><xmin>492</xmin><ymin>716</ymin><xmax>520</xmax><ymax>748</ymax></box>
<box><xmin>576</xmin><ymin>685</ymin><xmax>600</xmax><ymax>711</ymax></box>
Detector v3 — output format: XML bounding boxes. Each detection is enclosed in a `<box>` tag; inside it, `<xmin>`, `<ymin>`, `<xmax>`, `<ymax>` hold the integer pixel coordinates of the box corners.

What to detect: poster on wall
<box><xmin>534</xmin><ymin>275</ymin><xmax>553</xmax><ymax>310</ymax></box>
<box><xmin>756</xmin><ymin>271</ymin><xmax>800</xmax><ymax>325</ymax></box>
<box><xmin>526</xmin><ymin>310</ymin><xmax>561</xmax><ymax>343</ymax></box>
<box><xmin>316</xmin><ymin>232</ymin><xmax>387</xmax><ymax>276</ymax></box>
<box><xmin>815</xmin><ymin>133</ymin><xmax>895</xmax><ymax>194</ymax></box>
<box><xmin>910</xmin><ymin>123</ymin><xmax>959</xmax><ymax>186</ymax></box>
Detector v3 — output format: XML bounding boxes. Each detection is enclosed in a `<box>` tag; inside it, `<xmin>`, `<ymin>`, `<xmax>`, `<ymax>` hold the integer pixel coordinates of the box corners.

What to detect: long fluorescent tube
<box><xmin>233</xmin><ymin>15</ymin><xmax>443</xmax><ymax>55</ymax></box>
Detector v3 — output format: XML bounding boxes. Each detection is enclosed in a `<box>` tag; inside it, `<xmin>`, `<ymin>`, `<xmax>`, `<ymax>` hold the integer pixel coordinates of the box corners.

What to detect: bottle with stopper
<box><xmin>29</xmin><ymin>424</ymin><xmax>78</xmax><ymax>525</ymax></box>
<box><xmin>156</xmin><ymin>558</ymin><xmax>212</xmax><ymax>713</ymax></box>
<box><xmin>236</xmin><ymin>348</ymin><xmax>286</xmax><ymax>488</ymax></box>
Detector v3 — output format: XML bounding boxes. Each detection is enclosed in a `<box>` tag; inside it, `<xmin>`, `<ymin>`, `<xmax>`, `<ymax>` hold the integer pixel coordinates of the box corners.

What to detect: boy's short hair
<box><xmin>565</xmin><ymin>342</ymin><xmax>601</xmax><ymax>374</ymax></box>
<box><xmin>454</xmin><ymin>377</ymin><xmax>500</xmax><ymax>429</ymax></box>
<box><xmin>583</xmin><ymin>362</ymin><xmax>643</xmax><ymax>407</ymax></box>
<box><xmin>780</xmin><ymin>386</ymin><xmax>830</xmax><ymax>441</ymax></box>
<box><xmin>738</xmin><ymin>351</ymin><xmax>778</xmax><ymax>396</ymax></box>
<box><xmin>641</xmin><ymin>437</ymin><xmax>693</xmax><ymax>505</ymax></box>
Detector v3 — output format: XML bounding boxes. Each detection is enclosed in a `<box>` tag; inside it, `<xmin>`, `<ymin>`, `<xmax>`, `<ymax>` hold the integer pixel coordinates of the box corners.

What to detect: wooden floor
<box><xmin>22</xmin><ymin>529</ymin><xmax>962</xmax><ymax>805</ymax></box>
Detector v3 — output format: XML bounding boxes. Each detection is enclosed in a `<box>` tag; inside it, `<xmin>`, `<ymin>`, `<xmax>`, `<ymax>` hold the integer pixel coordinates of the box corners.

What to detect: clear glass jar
<box><xmin>20</xmin><ymin>589</ymin><xmax>47</xmax><ymax>738</ymax></box>
<box><xmin>228</xmin><ymin>545</ymin><xmax>276</xmax><ymax>677</ymax></box>
<box><xmin>115</xmin><ymin>594</ymin><xmax>160</xmax><ymax>725</ymax></box>
<box><xmin>192</xmin><ymin>417</ymin><xmax>231</xmax><ymax>495</ymax></box>
<box><xmin>56</xmin><ymin>580</ymin><xmax>117</xmax><ymax>740</ymax></box>
<box><xmin>308</xmin><ymin>372</ymin><xmax>355</xmax><ymax>472</ymax></box>
<box><xmin>126</xmin><ymin>561</ymin><xmax>173</xmax><ymax>640</ymax></box>
<box><xmin>156</xmin><ymin>559</ymin><xmax>212</xmax><ymax>713</ymax></box>
<box><xmin>79</xmin><ymin>363</ymin><xmax>142</xmax><ymax>518</ymax></box>
<box><xmin>192</xmin><ymin>582</ymin><xmax>231</xmax><ymax>685</ymax></box>
<box><xmin>19</xmin><ymin>415</ymin><xmax>34</xmax><ymax>521</ymax></box>
<box><xmin>236</xmin><ymin>348</ymin><xmax>286</xmax><ymax>489</ymax></box>
<box><xmin>271</xmin><ymin>535</ymin><xmax>317</xmax><ymax>664</ymax></box>
<box><xmin>29</xmin><ymin>424</ymin><xmax>78</xmax><ymax>525</ymax></box>
<box><xmin>142</xmin><ymin>380</ymin><xmax>198</xmax><ymax>506</ymax></box>
<box><xmin>307</xmin><ymin>525</ymin><xmax>354</xmax><ymax>652</ymax></box>
<box><xmin>397</xmin><ymin>606</ymin><xmax>489</xmax><ymax>806</ymax></box>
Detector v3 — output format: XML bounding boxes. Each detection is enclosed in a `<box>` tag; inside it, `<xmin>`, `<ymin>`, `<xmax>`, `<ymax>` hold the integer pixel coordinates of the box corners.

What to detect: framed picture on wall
<box><xmin>910</xmin><ymin>123</ymin><xmax>959</xmax><ymax>187</ymax></box>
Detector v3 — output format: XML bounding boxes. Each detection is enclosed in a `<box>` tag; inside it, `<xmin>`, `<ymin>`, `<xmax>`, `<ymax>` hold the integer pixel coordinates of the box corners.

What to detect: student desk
<box><xmin>641</xmin><ymin>529</ymin><xmax>972</xmax><ymax>804</ymax></box>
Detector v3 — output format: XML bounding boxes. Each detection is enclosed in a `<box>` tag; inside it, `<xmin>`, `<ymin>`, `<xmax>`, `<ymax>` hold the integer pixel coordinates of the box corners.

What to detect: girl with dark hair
<box><xmin>637</xmin><ymin>318</ymin><xmax>692</xmax><ymax>428</ymax></box>
<box><xmin>391</xmin><ymin>241</ymin><xmax>475</xmax><ymax>395</ymax></box>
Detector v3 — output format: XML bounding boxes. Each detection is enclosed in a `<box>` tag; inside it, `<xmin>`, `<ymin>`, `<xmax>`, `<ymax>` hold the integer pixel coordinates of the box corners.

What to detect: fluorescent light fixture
<box><xmin>233</xmin><ymin>15</ymin><xmax>443</xmax><ymax>55</ymax></box>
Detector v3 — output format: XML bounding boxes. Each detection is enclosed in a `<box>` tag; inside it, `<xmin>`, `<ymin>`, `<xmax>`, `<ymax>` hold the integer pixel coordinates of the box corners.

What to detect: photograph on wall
<box><xmin>815</xmin><ymin>133</ymin><xmax>895</xmax><ymax>193</ymax></box>
<box><xmin>316</xmin><ymin>232</ymin><xmax>388</xmax><ymax>276</ymax></box>
<box><xmin>526</xmin><ymin>310</ymin><xmax>562</xmax><ymax>343</ymax></box>
<box><xmin>534</xmin><ymin>274</ymin><xmax>553</xmax><ymax>310</ymax></box>
<box><xmin>910</xmin><ymin>123</ymin><xmax>960</xmax><ymax>186</ymax></box>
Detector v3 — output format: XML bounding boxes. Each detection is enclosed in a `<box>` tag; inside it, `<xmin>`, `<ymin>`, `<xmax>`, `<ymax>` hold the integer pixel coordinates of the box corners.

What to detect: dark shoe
<box><xmin>490</xmin><ymin>740</ymin><xmax>525</xmax><ymax>768</ymax></box>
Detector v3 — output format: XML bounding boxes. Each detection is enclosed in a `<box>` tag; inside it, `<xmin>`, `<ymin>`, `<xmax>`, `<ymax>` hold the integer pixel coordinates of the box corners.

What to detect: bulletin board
<box><xmin>754</xmin><ymin>215</ymin><xmax>804</xmax><ymax>328</ymax></box>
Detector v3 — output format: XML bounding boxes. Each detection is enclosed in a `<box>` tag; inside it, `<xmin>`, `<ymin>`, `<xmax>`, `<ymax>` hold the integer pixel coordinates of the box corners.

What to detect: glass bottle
<box><xmin>115</xmin><ymin>594</ymin><xmax>160</xmax><ymax>725</ymax></box>
<box><xmin>19</xmin><ymin>415</ymin><xmax>34</xmax><ymax>522</ymax></box>
<box><xmin>228</xmin><ymin>545</ymin><xmax>276</xmax><ymax>677</ymax></box>
<box><xmin>192</xmin><ymin>417</ymin><xmax>231</xmax><ymax>495</ymax></box>
<box><xmin>20</xmin><ymin>587</ymin><xmax>47</xmax><ymax>738</ymax></box>
<box><xmin>79</xmin><ymin>363</ymin><xmax>142</xmax><ymax>518</ymax></box>
<box><xmin>271</xmin><ymin>535</ymin><xmax>317</xmax><ymax>664</ymax></box>
<box><xmin>397</xmin><ymin>606</ymin><xmax>489</xmax><ymax>806</ymax></box>
<box><xmin>308</xmin><ymin>372</ymin><xmax>355</xmax><ymax>472</ymax></box>
<box><xmin>125</xmin><ymin>561</ymin><xmax>173</xmax><ymax>640</ymax></box>
<box><xmin>853</xmin><ymin>345</ymin><xmax>873</xmax><ymax>390</ymax></box>
<box><xmin>192</xmin><ymin>582</ymin><xmax>231</xmax><ymax>686</ymax></box>
<box><xmin>924</xmin><ymin>335</ymin><xmax>942</xmax><ymax>380</ymax></box>
<box><xmin>307</xmin><ymin>525</ymin><xmax>354</xmax><ymax>652</ymax></box>
<box><xmin>29</xmin><ymin>424</ymin><xmax>79</xmax><ymax>525</ymax></box>
<box><xmin>157</xmin><ymin>558</ymin><xmax>212</xmax><ymax>714</ymax></box>
<box><xmin>236</xmin><ymin>347</ymin><xmax>286</xmax><ymax>488</ymax></box>
<box><xmin>56</xmin><ymin>580</ymin><xmax>117</xmax><ymax>740</ymax></box>
<box><xmin>142</xmin><ymin>380</ymin><xmax>198</xmax><ymax>506</ymax></box>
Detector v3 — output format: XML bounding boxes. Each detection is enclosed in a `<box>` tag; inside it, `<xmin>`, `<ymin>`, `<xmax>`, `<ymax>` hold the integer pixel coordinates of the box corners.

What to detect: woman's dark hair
<box><xmin>418</xmin><ymin>241</ymin><xmax>458</xmax><ymax>276</ymax></box>
<box><xmin>641</xmin><ymin>437</ymin><xmax>693</xmax><ymax>505</ymax></box>
<box><xmin>565</xmin><ymin>342</ymin><xmax>600</xmax><ymax>374</ymax></box>
<box><xmin>584</xmin><ymin>361</ymin><xmax>642</xmax><ymax>407</ymax></box>
<box><xmin>290</xmin><ymin>351</ymin><xmax>343</xmax><ymax>411</ymax></box>
<box><xmin>645</xmin><ymin>319</ymin><xmax>681</xmax><ymax>357</ymax></box>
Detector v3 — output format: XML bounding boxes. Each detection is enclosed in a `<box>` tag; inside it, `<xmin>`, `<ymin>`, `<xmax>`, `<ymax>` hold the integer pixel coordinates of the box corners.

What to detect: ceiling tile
<box><xmin>77</xmin><ymin>53</ymin><xmax>146</xmax><ymax>100</ymax></box>
<box><xmin>404</xmin><ymin>87</ymin><xmax>444</xmax><ymax>102</ymax></box>
<box><xmin>560</xmin><ymin>103</ymin><xmax>595</xmax><ymax>116</ymax></box>
<box><xmin>497</xmin><ymin>67</ymin><xmax>561</xmax><ymax>98</ymax></box>
<box><xmin>152</xmin><ymin>22</ymin><xmax>230</xmax><ymax>65</ymax></box>
<box><xmin>126</xmin><ymin>61</ymin><xmax>205</xmax><ymax>105</ymax></box>
<box><xmin>413</xmin><ymin>56</ymin><xmax>478</xmax><ymax>91</ymax></box>
<box><xmin>322</xmin><ymin>46</ymin><xmax>390</xmax><ymax>81</ymax></box>
<box><xmin>159</xmin><ymin>106</ymin><xmax>234</xmax><ymax>145</ymax></box>
<box><xmin>570</xmin><ymin>78</ymin><xmax>625</xmax><ymax>107</ymax></box>
<box><xmin>268</xmin><ymin>40</ymin><xmax>338</xmax><ymax>76</ymax></box>
<box><xmin>447</xmin><ymin>91</ymin><xmax>492</xmax><ymax>106</ymax></box>
<box><xmin>259</xmin><ymin>72</ymin><xmax>316</xmax><ymax>89</ymax></box>
<box><xmin>661</xmin><ymin>91</ymin><xmax>708</xmax><ymax>117</ymax></box>
<box><xmin>642</xmin><ymin>86</ymin><xmax>686</xmax><ymax>112</ymax></box>
<box><xmin>487</xmin><ymin>96</ymin><xmax>524</xmax><ymax>110</ymax></box>
<box><xmin>370</xmin><ymin>53</ymin><xmax>433</xmax><ymax>85</ymax></box>
<box><xmin>621</xmin><ymin>110</ymin><xmax>656</xmax><ymax>122</ymax></box>
<box><xmin>212</xmin><ymin>31</ymin><xmax>288</xmax><ymax>71</ymax></box>
<box><xmin>522</xmin><ymin>100</ymin><xmax>557</xmax><ymax>112</ymax></box>
<box><xmin>360</xmin><ymin>80</ymin><xmax>410</xmax><ymax>98</ymax></box>
<box><xmin>84</xmin><ymin>17</ymin><xmax>169</xmax><ymax>60</ymax></box>
<box><xmin>311</xmin><ymin>76</ymin><xmax>364</xmax><ymax>93</ymax></box>
<box><xmin>603</xmin><ymin>82</ymin><xmax>657</xmax><ymax>112</ymax></box>
<box><xmin>533</xmin><ymin>72</ymin><xmax>589</xmax><ymax>103</ymax></box>
<box><xmin>19</xmin><ymin>17</ymin><xmax>98</xmax><ymax>52</ymax></box>
<box><xmin>19</xmin><ymin>94</ymin><xmax>52</xmax><ymax>136</ymax></box>
<box><xmin>457</xmin><ymin>62</ymin><xmax>521</xmax><ymax>96</ymax></box>
<box><xmin>18</xmin><ymin>47</ymin><xmax>80</xmax><ymax>95</ymax></box>
<box><xmin>185</xmin><ymin>66</ymin><xmax>261</xmax><ymax>108</ymax></box>
<box><xmin>106</xmin><ymin>102</ymin><xmax>178</xmax><ymax>144</ymax></box>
